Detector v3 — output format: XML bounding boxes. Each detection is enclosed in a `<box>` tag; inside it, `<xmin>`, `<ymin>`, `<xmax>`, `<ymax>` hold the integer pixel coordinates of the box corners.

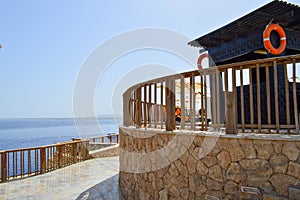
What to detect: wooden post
<box><xmin>143</xmin><ymin>85</ymin><xmax>147</xmax><ymax>127</ymax></box>
<box><xmin>1</xmin><ymin>152</ymin><xmax>7</xmax><ymax>182</ymax></box>
<box><xmin>83</xmin><ymin>141</ymin><xmax>89</xmax><ymax>160</ymax></box>
<box><xmin>40</xmin><ymin>147</ymin><xmax>46</xmax><ymax>174</ymax></box>
<box><xmin>180</xmin><ymin>77</ymin><xmax>185</xmax><ymax>129</ymax></box>
<box><xmin>166</xmin><ymin>79</ymin><xmax>175</xmax><ymax>131</ymax></box>
<box><xmin>240</xmin><ymin>66</ymin><xmax>245</xmax><ymax>132</ymax></box>
<box><xmin>57</xmin><ymin>145</ymin><xmax>62</xmax><ymax>168</ymax></box>
<box><xmin>136</xmin><ymin>87</ymin><xmax>142</xmax><ymax>128</ymax></box>
<box><xmin>274</xmin><ymin>61</ymin><xmax>280</xmax><ymax>133</ymax></box>
<box><xmin>123</xmin><ymin>90</ymin><xmax>130</xmax><ymax>126</ymax></box>
<box><xmin>266</xmin><ymin>66</ymin><xmax>271</xmax><ymax>133</ymax></box>
<box><xmin>226</xmin><ymin>92</ymin><xmax>237</xmax><ymax>134</ymax></box>
<box><xmin>249</xmin><ymin>67</ymin><xmax>254</xmax><ymax>132</ymax></box>
<box><xmin>256</xmin><ymin>64</ymin><xmax>261</xmax><ymax>133</ymax></box>
<box><xmin>284</xmin><ymin>63</ymin><xmax>291</xmax><ymax>134</ymax></box>
<box><xmin>72</xmin><ymin>143</ymin><xmax>77</xmax><ymax>163</ymax></box>
<box><xmin>190</xmin><ymin>74</ymin><xmax>196</xmax><ymax>130</ymax></box>
<box><xmin>292</xmin><ymin>59</ymin><xmax>299</xmax><ymax>133</ymax></box>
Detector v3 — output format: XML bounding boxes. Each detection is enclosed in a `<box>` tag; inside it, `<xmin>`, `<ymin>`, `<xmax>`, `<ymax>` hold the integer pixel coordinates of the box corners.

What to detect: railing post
<box><xmin>72</xmin><ymin>143</ymin><xmax>77</xmax><ymax>163</ymax></box>
<box><xmin>57</xmin><ymin>145</ymin><xmax>62</xmax><ymax>168</ymax></box>
<box><xmin>1</xmin><ymin>152</ymin><xmax>7</xmax><ymax>182</ymax></box>
<box><xmin>226</xmin><ymin>92</ymin><xmax>237</xmax><ymax>134</ymax></box>
<box><xmin>166</xmin><ymin>79</ymin><xmax>175</xmax><ymax>131</ymax></box>
<box><xmin>82</xmin><ymin>141</ymin><xmax>89</xmax><ymax>160</ymax></box>
<box><xmin>40</xmin><ymin>147</ymin><xmax>46</xmax><ymax>174</ymax></box>
<box><xmin>136</xmin><ymin>87</ymin><xmax>142</xmax><ymax>128</ymax></box>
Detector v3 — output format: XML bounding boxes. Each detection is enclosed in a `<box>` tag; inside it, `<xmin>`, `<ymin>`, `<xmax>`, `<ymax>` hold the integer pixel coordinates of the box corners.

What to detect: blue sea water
<box><xmin>0</xmin><ymin>118</ymin><xmax>121</xmax><ymax>151</ymax></box>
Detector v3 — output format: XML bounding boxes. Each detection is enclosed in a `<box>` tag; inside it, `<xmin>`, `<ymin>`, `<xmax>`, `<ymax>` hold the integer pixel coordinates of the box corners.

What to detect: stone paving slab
<box><xmin>0</xmin><ymin>156</ymin><xmax>120</xmax><ymax>200</ymax></box>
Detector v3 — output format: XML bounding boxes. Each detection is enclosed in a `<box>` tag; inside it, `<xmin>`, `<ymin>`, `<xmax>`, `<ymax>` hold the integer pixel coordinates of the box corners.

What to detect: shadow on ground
<box><xmin>76</xmin><ymin>174</ymin><xmax>121</xmax><ymax>200</ymax></box>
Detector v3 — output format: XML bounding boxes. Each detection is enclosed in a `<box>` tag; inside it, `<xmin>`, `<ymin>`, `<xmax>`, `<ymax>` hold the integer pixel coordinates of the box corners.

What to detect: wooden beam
<box><xmin>240</xmin><ymin>66</ymin><xmax>245</xmax><ymax>132</ymax></box>
<box><xmin>292</xmin><ymin>59</ymin><xmax>299</xmax><ymax>133</ymax></box>
<box><xmin>284</xmin><ymin>63</ymin><xmax>291</xmax><ymax>134</ymax></box>
<box><xmin>180</xmin><ymin>77</ymin><xmax>185</xmax><ymax>129</ymax></box>
<box><xmin>274</xmin><ymin>61</ymin><xmax>280</xmax><ymax>133</ymax></box>
<box><xmin>256</xmin><ymin>64</ymin><xmax>261</xmax><ymax>132</ymax></box>
<box><xmin>266</xmin><ymin>66</ymin><xmax>271</xmax><ymax>133</ymax></box>
<box><xmin>249</xmin><ymin>67</ymin><xmax>254</xmax><ymax>132</ymax></box>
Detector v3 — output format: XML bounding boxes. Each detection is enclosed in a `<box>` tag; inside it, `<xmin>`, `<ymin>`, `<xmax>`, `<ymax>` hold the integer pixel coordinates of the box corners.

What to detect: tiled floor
<box><xmin>0</xmin><ymin>157</ymin><xmax>120</xmax><ymax>200</ymax></box>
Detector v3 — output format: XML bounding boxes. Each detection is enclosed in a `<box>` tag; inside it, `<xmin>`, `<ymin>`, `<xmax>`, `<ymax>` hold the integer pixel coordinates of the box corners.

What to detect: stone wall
<box><xmin>119</xmin><ymin>127</ymin><xmax>300</xmax><ymax>200</ymax></box>
<box><xmin>89</xmin><ymin>144</ymin><xmax>119</xmax><ymax>158</ymax></box>
<box><xmin>88</xmin><ymin>143</ymin><xmax>116</xmax><ymax>151</ymax></box>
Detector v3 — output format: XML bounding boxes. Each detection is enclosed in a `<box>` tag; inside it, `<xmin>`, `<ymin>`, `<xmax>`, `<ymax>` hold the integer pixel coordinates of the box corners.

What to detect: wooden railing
<box><xmin>123</xmin><ymin>54</ymin><xmax>300</xmax><ymax>134</ymax></box>
<box><xmin>85</xmin><ymin>134</ymin><xmax>119</xmax><ymax>144</ymax></box>
<box><xmin>0</xmin><ymin>133</ymin><xmax>120</xmax><ymax>183</ymax></box>
<box><xmin>0</xmin><ymin>140</ymin><xmax>89</xmax><ymax>182</ymax></box>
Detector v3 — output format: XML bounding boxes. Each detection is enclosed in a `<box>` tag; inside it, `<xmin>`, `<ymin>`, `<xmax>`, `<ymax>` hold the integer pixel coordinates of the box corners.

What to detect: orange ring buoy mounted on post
<box><xmin>263</xmin><ymin>23</ymin><xmax>287</xmax><ymax>55</ymax></box>
<box><xmin>197</xmin><ymin>53</ymin><xmax>208</xmax><ymax>70</ymax></box>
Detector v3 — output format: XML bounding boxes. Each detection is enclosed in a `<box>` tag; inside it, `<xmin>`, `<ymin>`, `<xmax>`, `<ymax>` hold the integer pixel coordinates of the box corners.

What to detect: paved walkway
<box><xmin>0</xmin><ymin>157</ymin><xmax>120</xmax><ymax>200</ymax></box>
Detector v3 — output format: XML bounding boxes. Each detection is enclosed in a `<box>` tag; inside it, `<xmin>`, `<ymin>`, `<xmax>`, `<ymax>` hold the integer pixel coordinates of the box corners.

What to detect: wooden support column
<box><xmin>240</xmin><ymin>66</ymin><xmax>245</xmax><ymax>132</ymax></box>
<box><xmin>266</xmin><ymin>66</ymin><xmax>271</xmax><ymax>133</ymax></box>
<box><xmin>1</xmin><ymin>152</ymin><xmax>7</xmax><ymax>182</ymax></box>
<box><xmin>40</xmin><ymin>147</ymin><xmax>46</xmax><ymax>174</ymax></box>
<box><xmin>284</xmin><ymin>63</ymin><xmax>291</xmax><ymax>134</ymax></box>
<box><xmin>274</xmin><ymin>61</ymin><xmax>280</xmax><ymax>133</ymax></box>
<box><xmin>123</xmin><ymin>90</ymin><xmax>132</xmax><ymax>126</ymax></box>
<box><xmin>180</xmin><ymin>77</ymin><xmax>186</xmax><ymax>129</ymax></box>
<box><xmin>256</xmin><ymin>64</ymin><xmax>261</xmax><ymax>132</ymax></box>
<box><xmin>249</xmin><ymin>67</ymin><xmax>254</xmax><ymax>132</ymax></box>
<box><xmin>190</xmin><ymin>74</ymin><xmax>196</xmax><ymax>130</ymax></box>
<box><xmin>166</xmin><ymin>79</ymin><xmax>175</xmax><ymax>131</ymax></box>
<box><xmin>292</xmin><ymin>59</ymin><xmax>299</xmax><ymax>133</ymax></box>
<box><xmin>226</xmin><ymin>92</ymin><xmax>237</xmax><ymax>134</ymax></box>
<box><xmin>135</xmin><ymin>87</ymin><xmax>142</xmax><ymax>128</ymax></box>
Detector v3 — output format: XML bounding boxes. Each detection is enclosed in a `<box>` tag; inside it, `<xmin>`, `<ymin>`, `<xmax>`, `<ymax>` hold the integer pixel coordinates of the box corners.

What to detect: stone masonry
<box><xmin>119</xmin><ymin>127</ymin><xmax>300</xmax><ymax>200</ymax></box>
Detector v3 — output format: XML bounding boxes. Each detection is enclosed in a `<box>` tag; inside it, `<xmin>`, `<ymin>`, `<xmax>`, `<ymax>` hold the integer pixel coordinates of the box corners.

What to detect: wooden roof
<box><xmin>188</xmin><ymin>0</ymin><xmax>300</xmax><ymax>48</ymax></box>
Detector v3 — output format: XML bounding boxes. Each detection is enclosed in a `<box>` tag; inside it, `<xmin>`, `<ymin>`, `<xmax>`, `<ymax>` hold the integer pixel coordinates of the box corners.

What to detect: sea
<box><xmin>0</xmin><ymin>117</ymin><xmax>121</xmax><ymax>151</ymax></box>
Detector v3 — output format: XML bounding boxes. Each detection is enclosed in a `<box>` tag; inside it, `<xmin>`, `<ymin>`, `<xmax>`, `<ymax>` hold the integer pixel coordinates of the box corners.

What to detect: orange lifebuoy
<box><xmin>263</xmin><ymin>23</ymin><xmax>286</xmax><ymax>55</ymax></box>
<box><xmin>197</xmin><ymin>53</ymin><xmax>208</xmax><ymax>70</ymax></box>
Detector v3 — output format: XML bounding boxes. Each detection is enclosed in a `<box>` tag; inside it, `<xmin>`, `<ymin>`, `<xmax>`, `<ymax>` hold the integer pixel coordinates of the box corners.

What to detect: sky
<box><xmin>0</xmin><ymin>0</ymin><xmax>299</xmax><ymax>118</ymax></box>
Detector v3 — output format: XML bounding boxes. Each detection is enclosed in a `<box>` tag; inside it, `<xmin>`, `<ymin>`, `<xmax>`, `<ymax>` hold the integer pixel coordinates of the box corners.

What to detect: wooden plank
<box><xmin>292</xmin><ymin>59</ymin><xmax>299</xmax><ymax>133</ymax></box>
<box><xmin>204</xmin><ymin>75</ymin><xmax>208</xmax><ymax>130</ymax></box>
<box><xmin>266</xmin><ymin>66</ymin><xmax>271</xmax><ymax>133</ymax></box>
<box><xmin>284</xmin><ymin>63</ymin><xmax>291</xmax><ymax>134</ymax></box>
<box><xmin>200</xmin><ymin>75</ymin><xmax>204</xmax><ymax>130</ymax></box>
<box><xmin>166</xmin><ymin>80</ymin><xmax>175</xmax><ymax>131</ymax></box>
<box><xmin>136</xmin><ymin>88</ymin><xmax>142</xmax><ymax>127</ymax></box>
<box><xmin>143</xmin><ymin>85</ymin><xmax>147</xmax><ymax>127</ymax></box>
<box><xmin>148</xmin><ymin>84</ymin><xmax>152</xmax><ymax>126</ymax></box>
<box><xmin>154</xmin><ymin>84</ymin><xmax>157</xmax><ymax>128</ymax></box>
<box><xmin>191</xmin><ymin>74</ymin><xmax>196</xmax><ymax>130</ymax></box>
<box><xmin>180</xmin><ymin>77</ymin><xmax>185</xmax><ymax>129</ymax></box>
<box><xmin>1</xmin><ymin>152</ymin><xmax>7</xmax><ymax>182</ymax></box>
<box><xmin>274</xmin><ymin>61</ymin><xmax>280</xmax><ymax>133</ymax></box>
<box><xmin>40</xmin><ymin>147</ymin><xmax>46</xmax><ymax>174</ymax></box>
<box><xmin>216</xmin><ymin>70</ymin><xmax>220</xmax><ymax>130</ymax></box>
<box><xmin>240</xmin><ymin>66</ymin><xmax>245</xmax><ymax>132</ymax></box>
<box><xmin>224</xmin><ymin>69</ymin><xmax>228</xmax><ymax>93</ymax></box>
<box><xmin>161</xmin><ymin>82</ymin><xmax>164</xmax><ymax>129</ymax></box>
<box><xmin>249</xmin><ymin>67</ymin><xmax>254</xmax><ymax>132</ymax></box>
<box><xmin>212</xmin><ymin>74</ymin><xmax>217</xmax><ymax>129</ymax></box>
<box><xmin>232</xmin><ymin>68</ymin><xmax>237</xmax><ymax>132</ymax></box>
<box><xmin>256</xmin><ymin>64</ymin><xmax>261</xmax><ymax>132</ymax></box>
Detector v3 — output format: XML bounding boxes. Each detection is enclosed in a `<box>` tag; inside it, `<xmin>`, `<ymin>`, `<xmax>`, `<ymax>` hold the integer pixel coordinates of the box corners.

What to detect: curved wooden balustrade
<box><xmin>123</xmin><ymin>54</ymin><xmax>300</xmax><ymax>134</ymax></box>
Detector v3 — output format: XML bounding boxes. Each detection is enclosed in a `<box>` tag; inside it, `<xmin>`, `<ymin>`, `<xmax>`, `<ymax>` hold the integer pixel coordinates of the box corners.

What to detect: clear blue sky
<box><xmin>0</xmin><ymin>0</ymin><xmax>298</xmax><ymax>118</ymax></box>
